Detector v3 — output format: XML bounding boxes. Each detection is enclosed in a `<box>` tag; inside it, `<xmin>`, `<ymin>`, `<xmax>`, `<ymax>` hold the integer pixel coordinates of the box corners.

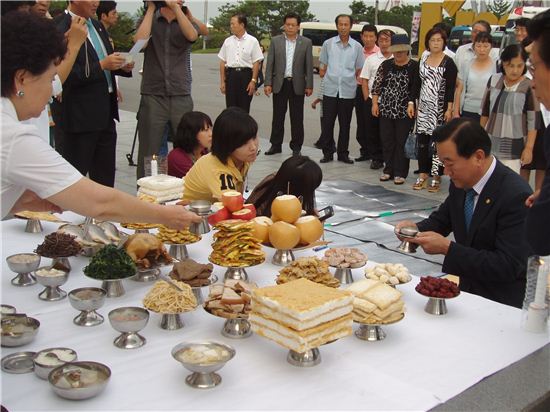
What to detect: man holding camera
<box><xmin>134</xmin><ymin>0</ymin><xmax>205</xmax><ymax>179</ymax></box>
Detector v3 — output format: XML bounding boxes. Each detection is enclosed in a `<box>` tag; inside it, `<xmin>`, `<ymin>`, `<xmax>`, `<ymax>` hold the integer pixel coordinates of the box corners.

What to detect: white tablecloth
<box><xmin>1</xmin><ymin>214</ymin><xmax>548</xmax><ymax>410</ymax></box>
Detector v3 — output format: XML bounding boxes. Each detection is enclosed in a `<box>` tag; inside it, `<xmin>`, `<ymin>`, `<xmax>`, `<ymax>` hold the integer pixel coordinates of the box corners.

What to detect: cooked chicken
<box><xmin>123</xmin><ymin>233</ymin><xmax>172</xmax><ymax>268</ymax></box>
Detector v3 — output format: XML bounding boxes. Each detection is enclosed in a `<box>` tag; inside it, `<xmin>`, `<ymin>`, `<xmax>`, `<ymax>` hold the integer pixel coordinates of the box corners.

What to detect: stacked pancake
<box><xmin>347</xmin><ymin>279</ymin><xmax>404</xmax><ymax>324</ymax></box>
<box><xmin>250</xmin><ymin>278</ymin><xmax>353</xmax><ymax>353</ymax></box>
<box><xmin>209</xmin><ymin>220</ymin><xmax>265</xmax><ymax>267</ymax></box>
<box><xmin>137</xmin><ymin>174</ymin><xmax>183</xmax><ymax>203</ymax></box>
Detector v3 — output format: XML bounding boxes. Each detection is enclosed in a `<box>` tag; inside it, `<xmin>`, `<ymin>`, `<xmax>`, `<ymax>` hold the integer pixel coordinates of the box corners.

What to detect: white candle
<box><xmin>534</xmin><ymin>257</ymin><xmax>548</xmax><ymax>306</ymax></box>
<box><xmin>151</xmin><ymin>155</ymin><xmax>158</xmax><ymax>177</ymax></box>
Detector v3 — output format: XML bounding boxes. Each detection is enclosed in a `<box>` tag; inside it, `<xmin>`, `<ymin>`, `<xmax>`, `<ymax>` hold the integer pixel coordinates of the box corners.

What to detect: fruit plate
<box><xmin>262</xmin><ymin>240</ymin><xmax>330</xmax><ymax>252</ymax></box>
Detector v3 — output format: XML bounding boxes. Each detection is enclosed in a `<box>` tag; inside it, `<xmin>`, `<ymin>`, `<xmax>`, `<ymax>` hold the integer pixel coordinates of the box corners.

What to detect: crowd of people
<box><xmin>2</xmin><ymin>1</ymin><xmax>550</xmax><ymax>309</ymax></box>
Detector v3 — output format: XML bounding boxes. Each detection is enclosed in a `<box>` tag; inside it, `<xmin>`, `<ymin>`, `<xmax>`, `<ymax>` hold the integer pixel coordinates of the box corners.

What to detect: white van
<box><xmin>299</xmin><ymin>22</ymin><xmax>407</xmax><ymax>72</ymax></box>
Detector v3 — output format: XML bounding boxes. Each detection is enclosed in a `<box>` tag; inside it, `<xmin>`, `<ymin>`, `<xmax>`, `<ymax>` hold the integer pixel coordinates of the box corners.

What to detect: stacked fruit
<box><xmin>207</xmin><ymin>191</ymin><xmax>257</xmax><ymax>225</ymax></box>
<box><xmin>251</xmin><ymin>195</ymin><xmax>324</xmax><ymax>250</ymax></box>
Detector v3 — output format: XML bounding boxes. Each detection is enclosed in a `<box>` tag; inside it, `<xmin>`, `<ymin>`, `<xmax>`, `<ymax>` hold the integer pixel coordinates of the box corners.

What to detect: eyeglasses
<box><xmin>526</xmin><ymin>58</ymin><xmax>535</xmax><ymax>75</ymax></box>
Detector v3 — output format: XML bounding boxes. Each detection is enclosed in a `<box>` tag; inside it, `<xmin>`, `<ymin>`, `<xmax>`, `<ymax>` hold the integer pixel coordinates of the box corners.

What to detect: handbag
<box><xmin>404</xmin><ymin>121</ymin><xmax>418</xmax><ymax>160</ymax></box>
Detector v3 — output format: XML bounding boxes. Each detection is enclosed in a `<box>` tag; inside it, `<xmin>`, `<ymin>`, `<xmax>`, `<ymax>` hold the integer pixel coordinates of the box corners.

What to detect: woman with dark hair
<box><xmin>183</xmin><ymin>107</ymin><xmax>259</xmax><ymax>202</ymax></box>
<box><xmin>167</xmin><ymin>111</ymin><xmax>212</xmax><ymax>178</ymax></box>
<box><xmin>412</xmin><ymin>27</ymin><xmax>457</xmax><ymax>193</ymax></box>
<box><xmin>453</xmin><ymin>32</ymin><xmax>496</xmax><ymax>121</ymax></box>
<box><xmin>481</xmin><ymin>44</ymin><xmax>539</xmax><ymax>173</ymax></box>
<box><xmin>247</xmin><ymin>155</ymin><xmax>322</xmax><ymax>216</ymax></box>
<box><xmin>1</xmin><ymin>12</ymin><xmax>201</xmax><ymax>228</ymax></box>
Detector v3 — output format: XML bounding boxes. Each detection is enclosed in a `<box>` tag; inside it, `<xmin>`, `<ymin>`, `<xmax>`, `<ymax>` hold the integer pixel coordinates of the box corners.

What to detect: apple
<box><xmin>271</xmin><ymin>194</ymin><xmax>302</xmax><ymax>223</ymax></box>
<box><xmin>251</xmin><ymin>216</ymin><xmax>273</xmax><ymax>243</ymax></box>
<box><xmin>221</xmin><ymin>190</ymin><xmax>244</xmax><ymax>212</ymax></box>
<box><xmin>207</xmin><ymin>207</ymin><xmax>231</xmax><ymax>226</ymax></box>
<box><xmin>231</xmin><ymin>208</ymin><xmax>256</xmax><ymax>221</ymax></box>
<box><xmin>243</xmin><ymin>203</ymin><xmax>257</xmax><ymax>215</ymax></box>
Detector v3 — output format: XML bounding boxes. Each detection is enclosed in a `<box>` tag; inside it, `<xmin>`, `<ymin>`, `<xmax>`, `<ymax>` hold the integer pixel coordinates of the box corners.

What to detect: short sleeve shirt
<box><xmin>218</xmin><ymin>32</ymin><xmax>263</xmax><ymax>68</ymax></box>
<box><xmin>360</xmin><ymin>50</ymin><xmax>392</xmax><ymax>98</ymax></box>
<box><xmin>319</xmin><ymin>36</ymin><xmax>365</xmax><ymax>99</ymax></box>
<box><xmin>1</xmin><ymin>98</ymin><xmax>82</xmax><ymax>218</ymax></box>
<box><xmin>183</xmin><ymin>153</ymin><xmax>251</xmax><ymax>203</ymax></box>
<box><xmin>141</xmin><ymin>10</ymin><xmax>198</xmax><ymax>96</ymax></box>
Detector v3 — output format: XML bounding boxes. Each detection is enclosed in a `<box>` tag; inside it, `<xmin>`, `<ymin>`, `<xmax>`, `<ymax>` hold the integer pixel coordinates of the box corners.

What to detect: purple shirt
<box><xmin>167</xmin><ymin>148</ymin><xmax>194</xmax><ymax>178</ymax></box>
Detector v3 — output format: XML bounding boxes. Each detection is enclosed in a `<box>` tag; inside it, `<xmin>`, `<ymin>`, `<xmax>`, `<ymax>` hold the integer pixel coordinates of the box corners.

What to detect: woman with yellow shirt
<box><xmin>183</xmin><ymin>107</ymin><xmax>259</xmax><ymax>202</ymax></box>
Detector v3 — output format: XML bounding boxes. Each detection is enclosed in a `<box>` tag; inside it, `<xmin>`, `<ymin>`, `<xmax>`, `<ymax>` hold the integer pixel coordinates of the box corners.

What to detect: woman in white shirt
<box><xmin>453</xmin><ymin>32</ymin><xmax>496</xmax><ymax>122</ymax></box>
<box><xmin>1</xmin><ymin>12</ymin><xmax>200</xmax><ymax>229</ymax></box>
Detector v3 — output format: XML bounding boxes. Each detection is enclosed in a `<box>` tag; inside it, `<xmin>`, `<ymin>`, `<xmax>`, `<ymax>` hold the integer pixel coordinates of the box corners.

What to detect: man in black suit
<box><xmin>51</xmin><ymin>0</ymin><xmax>132</xmax><ymax>187</ymax></box>
<box><xmin>525</xmin><ymin>9</ymin><xmax>550</xmax><ymax>256</ymax></box>
<box><xmin>396</xmin><ymin>119</ymin><xmax>532</xmax><ymax>308</ymax></box>
<box><xmin>263</xmin><ymin>12</ymin><xmax>313</xmax><ymax>157</ymax></box>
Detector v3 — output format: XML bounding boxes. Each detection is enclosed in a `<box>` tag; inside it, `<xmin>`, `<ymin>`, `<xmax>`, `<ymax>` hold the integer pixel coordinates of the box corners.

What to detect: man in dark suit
<box><xmin>51</xmin><ymin>0</ymin><xmax>132</xmax><ymax>187</ymax></box>
<box><xmin>264</xmin><ymin>12</ymin><xmax>313</xmax><ymax>157</ymax></box>
<box><xmin>525</xmin><ymin>9</ymin><xmax>550</xmax><ymax>256</ymax></box>
<box><xmin>396</xmin><ymin>119</ymin><xmax>532</xmax><ymax>308</ymax></box>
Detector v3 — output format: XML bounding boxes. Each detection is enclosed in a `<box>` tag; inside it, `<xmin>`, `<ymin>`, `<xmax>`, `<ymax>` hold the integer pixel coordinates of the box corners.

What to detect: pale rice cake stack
<box><xmin>250</xmin><ymin>278</ymin><xmax>353</xmax><ymax>353</ymax></box>
<box><xmin>347</xmin><ymin>279</ymin><xmax>405</xmax><ymax>324</ymax></box>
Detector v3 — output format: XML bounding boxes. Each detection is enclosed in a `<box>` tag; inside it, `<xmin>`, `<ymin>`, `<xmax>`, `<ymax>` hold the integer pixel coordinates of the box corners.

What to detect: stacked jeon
<box><xmin>250</xmin><ymin>279</ymin><xmax>353</xmax><ymax>353</ymax></box>
<box><xmin>209</xmin><ymin>220</ymin><xmax>265</xmax><ymax>267</ymax></box>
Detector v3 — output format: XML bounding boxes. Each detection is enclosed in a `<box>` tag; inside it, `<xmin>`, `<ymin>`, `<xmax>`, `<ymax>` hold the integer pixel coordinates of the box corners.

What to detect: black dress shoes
<box><xmin>354</xmin><ymin>155</ymin><xmax>370</xmax><ymax>162</ymax></box>
<box><xmin>313</xmin><ymin>140</ymin><xmax>322</xmax><ymax>149</ymax></box>
<box><xmin>320</xmin><ymin>155</ymin><xmax>333</xmax><ymax>163</ymax></box>
<box><xmin>370</xmin><ymin>160</ymin><xmax>384</xmax><ymax>170</ymax></box>
<box><xmin>265</xmin><ymin>146</ymin><xmax>282</xmax><ymax>155</ymax></box>
<box><xmin>338</xmin><ymin>157</ymin><xmax>354</xmax><ymax>164</ymax></box>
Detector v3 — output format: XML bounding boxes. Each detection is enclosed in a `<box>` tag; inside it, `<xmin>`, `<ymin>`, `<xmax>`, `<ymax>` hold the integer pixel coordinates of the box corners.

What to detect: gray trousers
<box><xmin>136</xmin><ymin>94</ymin><xmax>193</xmax><ymax>179</ymax></box>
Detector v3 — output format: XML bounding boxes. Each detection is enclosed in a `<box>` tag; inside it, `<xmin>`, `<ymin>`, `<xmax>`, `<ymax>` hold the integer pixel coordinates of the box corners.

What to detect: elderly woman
<box><xmin>481</xmin><ymin>44</ymin><xmax>539</xmax><ymax>173</ymax></box>
<box><xmin>247</xmin><ymin>155</ymin><xmax>322</xmax><ymax>217</ymax></box>
<box><xmin>183</xmin><ymin>107</ymin><xmax>259</xmax><ymax>203</ymax></box>
<box><xmin>371</xmin><ymin>33</ymin><xmax>418</xmax><ymax>185</ymax></box>
<box><xmin>167</xmin><ymin>111</ymin><xmax>212</xmax><ymax>178</ymax></box>
<box><xmin>1</xmin><ymin>12</ymin><xmax>200</xmax><ymax>228</ymax></box>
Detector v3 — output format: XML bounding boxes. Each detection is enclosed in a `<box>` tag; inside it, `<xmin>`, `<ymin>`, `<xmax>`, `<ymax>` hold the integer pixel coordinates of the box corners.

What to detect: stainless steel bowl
<box><xmin>48</xmin><ymin>361</ymin><xmax>111</xmax><ymax>400</ymax></box>
<box><xmin>172</xmin><ymin>341</ymin><xmax>235</xmax><ymax>389</ymax></box>
<box><xmin>33</xmin><ymin>348</ymin><xmax>78</xmax><ymax>380</ymax></box>
<box><xmin>68</xmin><ymin>287</ymin><xmax>106</xmax><ymax>312</ymax></box>
<box><xmin>108</xmin><ymin>307</ymin><xmax>149</xmax><ymax>349</ymax></box>
<box><xmin>0</xmin><ymin>304</ymin><xmax>16</xmax><ymax>315</ymax></box>
<box><xmin>1</xmin><ymin>316</ymin><xmax>40</xmax><ymax>347</ymax></box>
<box><xmin>6</xmin><ymin>253</ymin><xmax>41</xmax><ymax>274</ymax></box>
<box><xmin>68</xmin><ymin>288</ymin><xmax>107</xmax><ymax>327</ymax></box>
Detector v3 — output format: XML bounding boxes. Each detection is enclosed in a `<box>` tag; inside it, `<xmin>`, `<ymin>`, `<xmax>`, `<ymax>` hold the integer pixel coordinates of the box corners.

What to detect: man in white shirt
<box><xmin>218</xmin><ymin>13</ymin><xmax>264</xmax><ymax>114</ymax></box>
<box><xmin>359</xmin><ymin>29</ymin><xmax>393</xmax><ymax>170</ymax></box>
<box><xmin>454</xmin><ymin>20</ymin><xmax>499</xmax><ymax>71</ymax></box>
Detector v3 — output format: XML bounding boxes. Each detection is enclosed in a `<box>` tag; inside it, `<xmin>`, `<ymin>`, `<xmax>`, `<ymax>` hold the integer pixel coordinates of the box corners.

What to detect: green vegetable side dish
<box><xmin>83</xmin><ymin>245</ymin><xmax>136</xmax><ymax>280</ymax></box>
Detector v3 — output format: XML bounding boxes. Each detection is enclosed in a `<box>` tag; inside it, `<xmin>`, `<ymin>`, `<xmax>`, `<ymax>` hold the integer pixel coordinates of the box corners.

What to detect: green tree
<box><xmin>488</xmin><ymin>0</ymin><xmax>512</xmax><ymax>20</ymax></box>
<box><xmin>109</xmin><ymin>12</ymin><xmax>137</xmax><ymax>52</ymax></box>
<box><xmin>349</xmin><ymin>0</ymin><xmax>368</xmax><ymax>22</ymax></box>
<box><xmin>211</xmin><ymin>0</ymin><xmax>315</xmax><ymax>41</ymax></box>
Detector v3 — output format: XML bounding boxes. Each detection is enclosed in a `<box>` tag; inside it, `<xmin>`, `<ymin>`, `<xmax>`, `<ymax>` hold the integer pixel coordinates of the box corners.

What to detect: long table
<box><xmin>1</xmin><ymin>215</ymin><xmax>549</xmax><ymax>411</ymax></box>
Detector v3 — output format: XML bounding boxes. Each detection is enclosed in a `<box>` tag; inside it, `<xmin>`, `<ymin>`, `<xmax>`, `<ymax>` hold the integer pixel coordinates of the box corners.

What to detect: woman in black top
<box><xmin>371</xmin><ymin>34</ymin><xmax>418</xmax><ymax>185</ymax></box>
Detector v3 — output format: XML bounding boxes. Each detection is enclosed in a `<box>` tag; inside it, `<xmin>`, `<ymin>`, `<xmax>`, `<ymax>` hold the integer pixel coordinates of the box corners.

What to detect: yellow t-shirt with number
<box><xmin>183</xmin><ymin>153</ymin><xmax>251</xmax><ymax>202</ymax></box>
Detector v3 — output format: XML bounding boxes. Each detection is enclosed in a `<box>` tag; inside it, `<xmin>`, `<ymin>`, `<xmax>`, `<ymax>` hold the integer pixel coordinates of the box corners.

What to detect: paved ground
<box><xmin>114</xmin><ymin>53</ymin><xmax>449</xmax><ymax>202</ymax></box>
